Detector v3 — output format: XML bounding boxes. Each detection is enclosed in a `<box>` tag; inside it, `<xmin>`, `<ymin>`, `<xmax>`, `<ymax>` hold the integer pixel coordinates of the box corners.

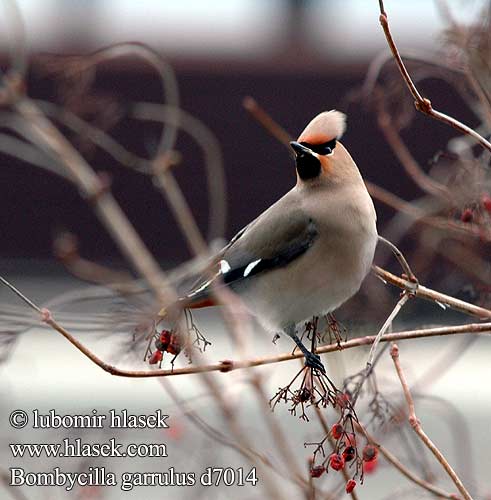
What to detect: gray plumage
<box><xmin>177</xmin><ymin>111</ymin><xmax>378</xmax><ymax>371</ymax></box>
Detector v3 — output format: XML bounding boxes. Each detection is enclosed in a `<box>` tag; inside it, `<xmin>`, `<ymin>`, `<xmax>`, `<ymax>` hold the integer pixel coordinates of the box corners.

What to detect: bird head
<box><xmin>290</xmin><ymin>110</ymin><xmax>348</xmax><ymax>183</ymax></box>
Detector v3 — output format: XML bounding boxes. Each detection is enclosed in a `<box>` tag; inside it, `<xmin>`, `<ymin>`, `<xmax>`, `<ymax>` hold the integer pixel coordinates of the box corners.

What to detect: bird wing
<box><xmin>184</xmin><ymin>202</ymin><xmax>318</xmax><ymax>304</ymax></box>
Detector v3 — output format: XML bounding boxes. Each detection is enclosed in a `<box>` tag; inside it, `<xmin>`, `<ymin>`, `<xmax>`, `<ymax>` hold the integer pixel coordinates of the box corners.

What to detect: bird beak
<box><xmin>290</xmin><ymin>141</ymin><xmax>322</xmax><ymax>180</ymax></box>
<box><xmin>290</xmin><ymin>141</ymin><xmax>312</xmax><ymax>157</ymax></box>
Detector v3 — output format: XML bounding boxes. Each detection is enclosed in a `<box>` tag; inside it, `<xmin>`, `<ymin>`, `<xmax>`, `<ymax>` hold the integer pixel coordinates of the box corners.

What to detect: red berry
<box><xmin>329</xmin><ymin>453</ymin><xmax>345</xmax><ymax>471</ymax></box>
<box><xmin>160</xmin><ymin>330</ymin><xmax>172</xmax><ymax>344</ymax></box>
<box><xmin>149</xmin><ymin>350</ymin><xmax>163</xmax><ymax>365</ymax></box>
<box><xmin>461</xmin><ymin>208</ymin><xmax>473</xmax><ymax>222</ymax></box>
<box><xmin>362</xmin><ymin>444</ymin><xmax>378</xmax><ymax>462</ymax></box>
<box><xmin>310</xmin><ymin>465</ymin><xmax>325</xmax><ymax>478</ymax></box>
<box><xmin>336</xmin><ymin>392</ymin><xmax>351</xmax><ymax>408</ymax></box>
<box><xmin>343</xmin><ymin>446</ymin><xmax>355</xmax><ymax>462</ymax></box>
<box><xmin>156</xmin><ymin>330</ymin><xmax>171</xmax><ymax>351</ymax></box>
<box><xmin>345</xmin><ymin>479</ymin><xmax>356</xmax><ymax>493</ymax></box>
<box><xmin>331</xmin><ymin>423</ymin><xmax>343</xmax><ymax>440</ymax></box>
<box><xmin>363</xmin><ymin>456</ymin><xmax>378</xmax><ymax>474</ymax></box>
<box><xmin>167</xmin><ymin>333</ymin><xmax>181</xmax><ymax>355</ymax></box>
<box><xmin>482</xmin><ymin>194</ymin><xmax>491</xmax><ymax>213</ymax></box>
<box><xmin>344</xmin><ymin>434</ymin><xmax>356</xmax><ymax>448</ymax></box>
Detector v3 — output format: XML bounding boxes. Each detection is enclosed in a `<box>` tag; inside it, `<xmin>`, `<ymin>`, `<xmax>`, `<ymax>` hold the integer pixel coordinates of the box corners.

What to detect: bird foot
<box><xmin>304</xmin><ymin>351</ymin><xmax>326</xmax><ymax>374</ymax></box>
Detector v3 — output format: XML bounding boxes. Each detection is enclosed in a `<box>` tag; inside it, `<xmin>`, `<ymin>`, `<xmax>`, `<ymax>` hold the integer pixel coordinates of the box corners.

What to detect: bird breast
<box><xmin>239</xmin><ymin>190</ymin><xmax>377</xmax><ymax>332</ymax></box>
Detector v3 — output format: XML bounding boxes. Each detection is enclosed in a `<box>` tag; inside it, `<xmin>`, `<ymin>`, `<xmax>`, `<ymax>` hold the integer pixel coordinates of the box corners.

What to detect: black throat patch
<box><xmin>295</xmin><ymin>152</ymin><xmax>321</xmax><ymax>180</ymax></box>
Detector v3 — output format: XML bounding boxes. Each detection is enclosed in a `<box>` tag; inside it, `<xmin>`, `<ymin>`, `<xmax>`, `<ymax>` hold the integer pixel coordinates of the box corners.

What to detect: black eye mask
<box><xmin>300</xmin><ymin>138</ymin><xmax>337</xmax><ymax>156</ymax></box>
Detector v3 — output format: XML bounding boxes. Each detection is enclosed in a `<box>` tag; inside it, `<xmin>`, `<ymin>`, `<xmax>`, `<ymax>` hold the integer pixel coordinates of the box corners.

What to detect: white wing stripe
<box><xmin>243</xmin><ymin>259</ymin><xmax>261</xmax><ymax>277</ymax></box>
<box><xmin>219</xmin><ymin>259</ymin><xmax>231</xmax><ymax>274</ymax></box>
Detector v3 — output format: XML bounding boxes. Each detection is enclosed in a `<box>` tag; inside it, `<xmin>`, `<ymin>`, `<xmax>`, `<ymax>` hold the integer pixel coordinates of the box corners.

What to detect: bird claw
<box><xmin>304</xmin><ymin>352</ymin><xmax>326</xmax><ymax>374</ymax></box>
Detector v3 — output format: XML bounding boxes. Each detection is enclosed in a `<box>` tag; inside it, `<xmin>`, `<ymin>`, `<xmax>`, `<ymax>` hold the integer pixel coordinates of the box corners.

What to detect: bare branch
<box><xmin>390</xmin><ymin>343</ymin><xmax>472</xmax><ymax>500</ymax></box>
<box><xmin>375</xmin><ymin>100</ymin><xmax>452</xmax><ymax>201</ymax></box>
<box><xmin>86</xmin><ymin>42</ymin><xmax>180</xmax><ymax>160</ymax></box>
<box><xmin>3</xmin><ymin>272</ymin><xmax>491</xmax><ymax>378</ymax></box>
<box><xmin>243</xmin><ymin>96</ymin><xmax>292</xmax><ymax>147</ymax></box>
<box><xmin>373</xmin><ymin>265</ymin><xmax>491</xmax><ymax>319</ymax></box>
<box><xmin>132</xmin><ymin>102</ymin><xmax>227</xmax><ymax>243</ymax></box>
<box><xmin>8</xmin><ymin>94</ymin><xmax>173</xmax><ymax>303</ymax></box>
<box><xmin>377</xmin><ymin>236</ymin><xmax>418</xmax><ymax>284</ymax></box>
<box><xmin>377</xmin><ymin>0</ymin><xmax>491</xmax><ymax>153</ymax></box>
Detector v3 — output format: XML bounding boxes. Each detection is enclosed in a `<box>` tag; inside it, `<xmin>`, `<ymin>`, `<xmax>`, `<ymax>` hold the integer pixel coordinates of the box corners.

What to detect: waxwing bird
<box><xmin>164</xmin><ymin>111</ymin><xmax>378</xmax><ymax>373</ymax></box>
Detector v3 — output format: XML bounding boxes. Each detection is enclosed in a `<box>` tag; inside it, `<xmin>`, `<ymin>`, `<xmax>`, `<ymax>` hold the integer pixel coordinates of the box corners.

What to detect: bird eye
<box><xmin>300</xmin><ymin>139</ymin><xmax>337</xmax><ymax>156</ymax></box>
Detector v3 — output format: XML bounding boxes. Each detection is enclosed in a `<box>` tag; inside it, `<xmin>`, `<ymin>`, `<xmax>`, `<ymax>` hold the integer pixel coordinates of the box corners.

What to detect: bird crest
<box><xmin>297</xmin><ymin>110</ymin><xmax>346</xmax><ymax>145</ymax></box>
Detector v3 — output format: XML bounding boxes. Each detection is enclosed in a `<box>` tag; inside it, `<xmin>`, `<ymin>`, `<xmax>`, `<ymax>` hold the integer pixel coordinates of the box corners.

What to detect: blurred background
<box><xmin>0</xmin><ymin>0</ymin><xmax>483</xmax><ymax>263</ymax></box>
<box><xmin>1</xmin><ymin>1</ymin><xmax>491</xmax><ymax>499</ymax></box>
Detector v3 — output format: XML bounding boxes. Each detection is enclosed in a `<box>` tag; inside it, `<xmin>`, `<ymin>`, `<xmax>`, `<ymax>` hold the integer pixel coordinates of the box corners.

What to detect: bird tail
<box><xmin>157</xmin><ymin>269</ymin><xmax>220</xmax><ymax>318</ymax></box>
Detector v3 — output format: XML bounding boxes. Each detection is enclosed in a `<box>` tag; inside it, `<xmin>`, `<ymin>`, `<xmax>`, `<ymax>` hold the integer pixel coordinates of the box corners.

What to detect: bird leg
<box><xmin>285</xmin><ymin>323</ymin><xmax>326</xmax><ymax>373</ymax></box>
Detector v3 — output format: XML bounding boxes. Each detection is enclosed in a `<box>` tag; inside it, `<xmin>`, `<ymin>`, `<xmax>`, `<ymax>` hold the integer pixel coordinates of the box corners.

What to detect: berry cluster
<box><xmin>147</xmin><ymin>329</ymin><xmax>181</xmax><ymax>366</ymax></box>
<box><xmin>458</xmin><ymin>193</ymin><xmax>491</xmax><ymax>239</ymax></box>
<box><xmin>143</xmin><ymin>309</ymin><xmax>211</xmax><ymax>369</ymax></box>
<box><xmin>308</xmin><ymin>409</ymin><xmax>379</xmax><ymax>494</ymax></box>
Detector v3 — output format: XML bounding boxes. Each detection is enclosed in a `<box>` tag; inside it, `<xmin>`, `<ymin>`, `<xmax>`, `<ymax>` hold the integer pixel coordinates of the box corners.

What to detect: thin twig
<box><xmin>377</xmin><ymin>0</ymin><xmax>491</xmax><ymax>153</ymax></box>
<box><xmin>86</xmin><ymin>42</ymin><xmax>180</xmax><ymax>160</ymax></box>
<box><xmin>132</xmin><ymin>102</ymin><xmax>227</xmax><ymax>243</ymax></box>
<box><xmin>152</xmin><ymin>154</ymin><xmax>209</xmax><ymax>256</ymax></box>
<box><xmin>366</xmin><ymin>182</ymin><xmax>480</xmax><ymax>242</ymax></box>
<box><xmin>373</xmin><ymin>265</ymin><xmax>491</xmax><ymax>319</ymax></box>
<box><xmin>2</xmin><ymin>273</ymin><xmax>491</xmax><ymax>378</ymax></box>
<box><xmin>53</xmin><ymin>232</ymin><xmax>135</xmax><ymax>287</ymax></box>
<box><xmin>340</xmin><ymin>396</ymin><xmax>458</xmax><ymax>498</ymax></box>
<box><xmin>243</xmin><ymin>96</ymin><xmax>292</xmax><ymax>147</ymax></box>
<box><xmin>351</xmin><ymin>291</ymin><xmax>411</xmax><ymax>405</ymax></box>
<box><xmin>390</xmin><ymin>343</ymin><xmax>472</xmax><ymax>500</ymax></box>
<box><xmin>376</xmin><ymin>441</ymin><xmax>457</xmax><ymax>499</ymax></box>
<box><xmin>10</xmin><ymin>94</ymin><xmax>173</xmax><ymax>304</ymax></box>
<box><xmin>377</xmin><ymin>236</ymin><xmax>418</xmax><ymax>284</ymax></box>
<box><xmin>375</xmin><ymin>100</ymin><xmax>452</xmax><ymax>201</ymax></box>
<box><xmin>367</xmin><ymin>293</ymin><xmax>410</xmax><ymax>370</ymax></box>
